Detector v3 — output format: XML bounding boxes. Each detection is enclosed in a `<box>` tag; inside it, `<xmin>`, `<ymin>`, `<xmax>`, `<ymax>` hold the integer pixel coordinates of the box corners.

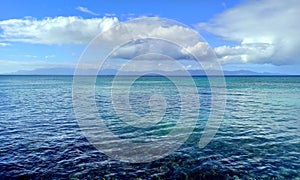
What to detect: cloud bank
<box><xmin>199</xmin><ymin>0</ymin><xmax>300</xmax><ymax>65</ymax></box>
<box><xmin>76</xmin><ymin>18</ymin><xmax>221</xmax><ymax>73</ymax></box>
<box><xmin>0</xmin><ymin>16</ymin><xmax>118</xmax><ymax>45</ymax></box>
<box><xmin>93</xmin><ymin>18</ymin><xmax>215</xmax><ymax>62</ymax></box>
<box><xmin>0</xmin><ymin>16</ymin><xmax>221</xmax><ymax>73</ymax></box>
<box><xmin>0</xmin><ymin>16</ymin><xmax>214</xmax><ymax>62</ymax></box>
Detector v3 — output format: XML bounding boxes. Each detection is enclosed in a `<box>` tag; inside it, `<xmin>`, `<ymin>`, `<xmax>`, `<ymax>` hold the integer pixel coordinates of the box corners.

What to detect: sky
<box><xmin>0</xmin><ymin>0</ymin><xmax>299</xmax><ymax>75</ymax></box>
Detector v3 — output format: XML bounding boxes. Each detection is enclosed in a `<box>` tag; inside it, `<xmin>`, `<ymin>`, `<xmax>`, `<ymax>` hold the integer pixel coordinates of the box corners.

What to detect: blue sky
<box><xmin>0</xmin><ymin>0</ymin><xmax>299</xmax><ymax>74</ymax></box>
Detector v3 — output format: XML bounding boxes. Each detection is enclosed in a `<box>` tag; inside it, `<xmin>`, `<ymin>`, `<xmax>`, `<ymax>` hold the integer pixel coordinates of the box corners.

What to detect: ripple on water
<box><xmin>0</xmin><ymin>76</ymin><xmax>299</xmax><ymax>179</ymax></box>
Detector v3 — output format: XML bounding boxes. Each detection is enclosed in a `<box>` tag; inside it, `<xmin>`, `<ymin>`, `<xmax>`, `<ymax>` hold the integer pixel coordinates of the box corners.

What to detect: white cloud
<box><xmin>198</xmin><ymin>0</ymin><xmax>300</xmax><ymax>65</ymax></box>
<box><xmin>0</xmin><ymin>16</ymin><xmax>215</xmax><ymax>61</ymax></box>
<box><xmin>76</xmin><ymin>6</ymin><xmax>99</xmax><ymax>16</ymax></box>
<box><xmin>75</xmin><ymin>18</ymin><xmax>222</xmax><ymax>73</ymax></box>
<box><xmin>105</xmin><ymin>13</ymin><xmax>117</xmax><ymax>17</ymax></box>
<box><xmin>0</xmin><ymin>16</ymin><xmax>119</xmax><ymax>45</ymax></box>
<box><xmin>24</xmin><ymin>54</ymin><xmax>37</xmax><ymax>58</ymax></box>
<box><xmin>215</xmin><ymin>43</ymin><xmax>275</xmax><ymax>64</ymax></box>
<box><xmin>95</xmin><ymin>18</ymin><xmax>214</xmax><ymax>62</ymax></box>
<box><xmin>110</xmin><ymin>39</ymin><xmax>195</xmax><ymax>60</ymax></box>
<box><xmin>45</xmin><ymin>54</ymin><xmax>56</xmax><ymax>59</ymax></box>
<box><xmin>0</xmin><ymin>17</ymin><xmax>220</xmax><ymax>72</ymax></box>
<box><xmin>0</xmin><ymin>42</ymin><xmax>10</xmax><ymax>47</ymax></box>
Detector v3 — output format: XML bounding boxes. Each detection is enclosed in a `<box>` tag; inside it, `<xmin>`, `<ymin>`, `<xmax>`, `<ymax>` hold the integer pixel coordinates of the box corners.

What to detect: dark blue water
<box><xmin>0</xmin><ymin>75</ymin><xmax>299</xmax><ymax>179</ymax></box>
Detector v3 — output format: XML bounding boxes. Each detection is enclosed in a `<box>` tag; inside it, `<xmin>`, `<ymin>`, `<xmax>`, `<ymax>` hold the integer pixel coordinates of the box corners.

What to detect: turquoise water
<box><xmin>0</xmin><ymin>75</ymin><xmax>299</xmax><ymax>179</ymax></box>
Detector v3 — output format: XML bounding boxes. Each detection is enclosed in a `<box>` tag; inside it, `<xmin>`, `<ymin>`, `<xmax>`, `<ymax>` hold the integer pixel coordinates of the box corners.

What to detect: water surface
<box><xmin>0</xmin><ymin>75</ymin><xmax>299</xmax><ymax>179</ymax></box>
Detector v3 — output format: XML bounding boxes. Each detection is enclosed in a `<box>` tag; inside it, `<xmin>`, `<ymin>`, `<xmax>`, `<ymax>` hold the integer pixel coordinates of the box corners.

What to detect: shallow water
<box><xmin>0</xmin><ymin>75</ymin><xmax>299</xmax><ymax>179</ymax></box>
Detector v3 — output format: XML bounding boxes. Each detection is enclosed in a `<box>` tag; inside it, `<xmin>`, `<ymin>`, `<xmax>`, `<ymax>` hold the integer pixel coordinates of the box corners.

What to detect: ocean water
<box><xmin>0</xmin><ymin>75</ymin><xmax>299</xmax><ymax>179</ymax></box>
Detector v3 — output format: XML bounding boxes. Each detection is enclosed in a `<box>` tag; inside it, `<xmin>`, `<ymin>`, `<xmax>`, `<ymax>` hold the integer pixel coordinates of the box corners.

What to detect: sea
<box><xmin>0</xmin><ymin>75</ymin><xmax>299</xmax><ymax>179</ymax></box>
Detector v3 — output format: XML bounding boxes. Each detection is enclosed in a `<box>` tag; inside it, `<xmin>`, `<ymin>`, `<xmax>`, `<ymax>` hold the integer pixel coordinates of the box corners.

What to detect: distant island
<box><xmin>2</xmin><ymin>67</ymin><xmax>284</xmax><ymax>76</ymax></box>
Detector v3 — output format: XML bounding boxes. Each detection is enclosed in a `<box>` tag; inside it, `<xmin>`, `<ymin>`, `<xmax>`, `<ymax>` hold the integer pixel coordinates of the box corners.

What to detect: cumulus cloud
<box><xmin>0</xmin><ymin>16</ymin><xmax>118</xmax><ymax>45</ymax></box>
<box><xmin>94</xmin><ymin>18</ymin><xmax>215</xmax><ymax>62</ymax></box>
<box><xmin>0</xmin><ymin>16</ymin><xmax>220</xmax><ymax>72</ymax></box>
<box><xmin>198</xmin><ymin>0</ymin><xmax>300</xmax><ymax>65</ymax></box>
<box><xmin>110</xmin><ymin>39</ymin><xmax>194</xmax><ymax>60</ymax></box>
<box><xmin>215</xmin><ymin>43</ymin><xmax>275</xmax><ymax>64</ymax></box>
<box><xmin>76</xmin><ymin>6</ymin><xmax>99</xmax><ymax>16</ymax></box>
<box><xmin>0</xmin><ymin>16</ymin><xmax>214</xmax><ymax>62</ymax></box>
<box><xmin>76</xmin><ymin>18</ymin><xmax>222</xmax><ymax>73</ymax></box>
<box><xmin>111</xmin><ymin>39</ymin><xmax>213</xmax><ymax>61</ymax></box>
